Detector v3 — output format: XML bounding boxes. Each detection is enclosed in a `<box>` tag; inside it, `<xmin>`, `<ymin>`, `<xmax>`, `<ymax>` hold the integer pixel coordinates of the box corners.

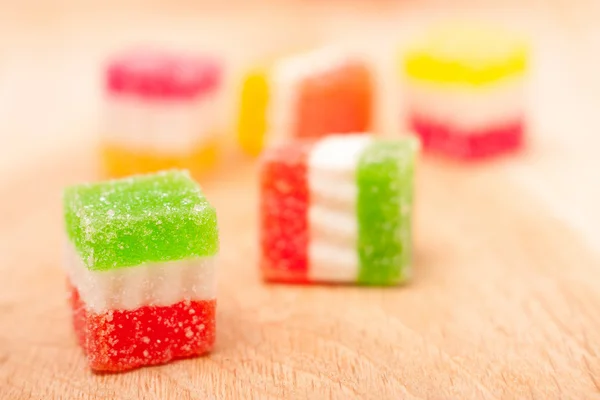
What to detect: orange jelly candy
<box><xmin>237</xmin><ymin>50</ymin><xmax>373</xmax><ymax>156</ymax></box>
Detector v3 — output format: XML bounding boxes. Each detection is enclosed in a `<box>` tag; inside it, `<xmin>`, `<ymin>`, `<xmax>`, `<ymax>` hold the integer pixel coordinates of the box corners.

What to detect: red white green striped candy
<box><xmin>260</xmin><ymin>134</ymin><xmax>419</xmax><ymax>285</ymax></box>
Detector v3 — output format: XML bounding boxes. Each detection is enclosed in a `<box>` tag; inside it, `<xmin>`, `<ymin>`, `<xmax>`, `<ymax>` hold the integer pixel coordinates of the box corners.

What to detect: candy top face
<box><xmin>106</xmin><ymin>49</ymin><xmax>222</xmax><ymax>100</ymax></box>
<box><xmin>64</xmin><ymin>170</ymin><xmax>218</xmax><ymax>271</ymax></box>
<box><xmin>273</xmin><ymin>47</ymin><xmax>363</xmax><ymax>85</ymax></box>
<box><xmin>403</xmin><ymin>23</ymin><xmax>529</xmax><ymax>85</ymax></box>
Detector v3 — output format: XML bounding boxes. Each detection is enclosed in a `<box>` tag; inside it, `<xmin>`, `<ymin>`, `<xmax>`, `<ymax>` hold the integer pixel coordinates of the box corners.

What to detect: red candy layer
<box><xmin>295</xmin><ymin>62</ymin><xmax>372</xmax><ymax>138</ymax></box>
<box><xmin>69</xmin><ymin>284</ymin><xmax>216</xmax><ymax>372</ymax></box>
<box><xmin>260</xmin><ymin>142</ymin><xmax>313</xmax><ymax>283</ymax></box>
<box><xmin>106</xmin><ymin>48</ymin><xmax>221</xmax><ymax>99</ymax></box>
<box><xmin>409</xmin><ymin>115</ymin><xmax>524</xmax><ymax>160</ymax></box>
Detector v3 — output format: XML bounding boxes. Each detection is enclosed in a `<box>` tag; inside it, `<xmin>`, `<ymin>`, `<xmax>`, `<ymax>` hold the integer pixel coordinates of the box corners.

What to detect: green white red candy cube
<box><xmin>63</xmin><ymin>170</ymin><xmax>218</xmax><ymax>372</ymax></box>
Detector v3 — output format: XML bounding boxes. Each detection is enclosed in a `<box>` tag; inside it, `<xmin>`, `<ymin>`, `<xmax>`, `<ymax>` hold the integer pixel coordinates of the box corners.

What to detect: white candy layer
<box><xmin>102</xmin><ymin>94</ymin><xmax>218</xmax><ymax>154</ymax></box>
<box><xmin>65</xmin><ymin>244</ymin><xmax>217</xmax><ymax>313</ymax></box>
<box><xmin>268</xmin><ymin>49</ymin><xmax>355</xmax><ymax>145</ymax></box>
<box><xmin>267</xmin><ymin>60</ymin><xmax>300</xmax><ymax>146</ymax></box>
<box><xmin>307</xmin><ymin>135</ymin><xmax>372</xmax><ymax>282</ymax></box>
<box><xmin>404</xmin><ymin>78</ymin><xmax>525</xmax><ymax>131</ymax></box>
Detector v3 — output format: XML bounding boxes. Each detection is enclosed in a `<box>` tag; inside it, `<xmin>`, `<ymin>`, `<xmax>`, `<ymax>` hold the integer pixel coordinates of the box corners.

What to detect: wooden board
<box><xmin>1</xmin><ymin>2</ymin><xmax>600</xmax><ymax>399</ymax></box>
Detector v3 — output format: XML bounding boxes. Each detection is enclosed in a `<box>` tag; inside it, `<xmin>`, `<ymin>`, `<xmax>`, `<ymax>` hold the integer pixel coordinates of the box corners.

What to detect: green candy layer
<box><xmin>64</xmin><ymin>170</ymin><xmax>218</xmax><ymax>271</ymax></box>
<box><xmin>356</xmin><ymin>138</ymin><xmax>418</xmax><ymax>285</ymax></box>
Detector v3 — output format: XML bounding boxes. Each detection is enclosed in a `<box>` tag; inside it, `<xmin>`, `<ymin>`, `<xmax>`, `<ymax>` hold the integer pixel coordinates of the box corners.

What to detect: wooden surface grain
<box><xmin>1</xmin><ymin>2</ymin><xmax>600</xmax><ymax>399</ymax></box>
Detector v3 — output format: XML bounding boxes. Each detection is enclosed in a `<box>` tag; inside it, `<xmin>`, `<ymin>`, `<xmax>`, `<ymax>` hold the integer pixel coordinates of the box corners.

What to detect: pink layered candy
<box><xmin>101</xmin><ymin>49</ymin><xmax>223</xmax><ymax>178</ymax></box>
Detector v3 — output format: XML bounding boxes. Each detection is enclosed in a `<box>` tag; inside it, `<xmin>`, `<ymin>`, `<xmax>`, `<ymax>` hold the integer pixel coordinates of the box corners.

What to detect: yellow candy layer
<box><xmin>101</xmin><ymin>140</ymin><xmax>219</xmax><ymax>179</ymax></box>
<box><xmin>403</xmin><ymin>24</ymin><xmax>529</xmax><ymax>85</ymax></box>
<box><xmin>236</xmin><ymin>47</ymin><xmax>315</xmax><ymax>156</ymax></box>
<box><xmin>237</xmin><ymin>68</ymin><xmax>270</xmax><ymax>156</ymax></box>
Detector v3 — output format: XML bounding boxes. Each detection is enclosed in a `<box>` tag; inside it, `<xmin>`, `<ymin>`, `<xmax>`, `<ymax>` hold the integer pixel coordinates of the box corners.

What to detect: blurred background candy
<box><xmin>237</xmin><ymin>47</ymin><xmax>374</xmax><ymax>156</ymax></box>
<box><xmin>101</xmin><ymin>49</ymin><xmax>222</xmax><ymax>178</ymax></box>
<box><xmin>401</xmin><ymin>22</ymin><xmax>529</xmax><ymax>159</ymax></box>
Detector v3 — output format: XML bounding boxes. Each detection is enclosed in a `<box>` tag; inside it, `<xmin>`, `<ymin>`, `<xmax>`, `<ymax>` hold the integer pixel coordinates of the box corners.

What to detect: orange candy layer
<box><xmin>100</xmin><ymin>140</ymin><xmax>219</xmax><ymax>179</ymax></box>
<box><xmin>295</xmin><ymin>62</ymin><xmax>372</xmax><ymax>139</ymax></box>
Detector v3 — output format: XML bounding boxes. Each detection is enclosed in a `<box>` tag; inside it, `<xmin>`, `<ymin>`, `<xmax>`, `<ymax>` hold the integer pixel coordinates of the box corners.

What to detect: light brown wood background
<box><xmin>1</xmin><ymin>1</ymin><xmax>600</xmax><ymax>399</ymax></box>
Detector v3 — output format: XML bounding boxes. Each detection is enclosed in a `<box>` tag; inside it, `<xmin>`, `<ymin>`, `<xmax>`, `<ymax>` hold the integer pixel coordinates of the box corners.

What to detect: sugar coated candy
<box><xmin>401</xmin><ymin>23</ymin><xmax>529</xmax><ymax>159</ymax></box>
<box><xmin>260</xmin><ymin>134</ymin><xmax>418</xmax><ymax>285</ymax></box>
<box><xmin>63</xmin><ymin>170</ymin><xmax>219</xmax><ymax>372</ymax></box>
<box><xmin>238</xmin><ymin>48</ymin><xmax>373</xmax><ymax>156</ymax></box>
<box><xmin>102</xmin><ymin>49</ymin><xmax>222</xmax><ymax>178</ymax></box>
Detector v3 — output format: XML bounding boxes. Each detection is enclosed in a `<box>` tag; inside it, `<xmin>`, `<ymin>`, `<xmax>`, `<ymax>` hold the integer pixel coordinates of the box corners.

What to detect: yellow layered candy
<box><xmin>403</xmin><ymin>24</ymin><xmax>529</xmax><ymax>85</ymax></box>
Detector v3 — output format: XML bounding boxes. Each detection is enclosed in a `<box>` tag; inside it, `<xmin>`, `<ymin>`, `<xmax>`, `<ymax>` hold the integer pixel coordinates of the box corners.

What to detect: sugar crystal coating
<box><xmin>64</xmin><ymin>170</ymin><xmax>218</xmax><ymax>270</ymax></box>
<box><xmin>260</xmin><ymin>142</ymin><xmax>312</xmax><ymax>282</ymax></box>
<box><xmin>260</xmin><ymin>134</ymin><xmax>418</xmax><ymax>285</ymax></box>
<box><xmin>357</xmin><ymin>139</ymin><xmax>418</xmax><ymax>284</ymax></box>
<box><xmin>70</xmin><ymin>283</ymin><xmax>216</xmax><ymax>372</ymax></box>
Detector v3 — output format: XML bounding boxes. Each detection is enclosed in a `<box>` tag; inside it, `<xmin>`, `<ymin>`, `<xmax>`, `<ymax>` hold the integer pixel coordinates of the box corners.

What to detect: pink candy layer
<box><xmin>410</xmin><ymin>115</ymin><xmax>524</xmax><ymax>159</ymax></box>
<box><xmin>106</xmin><ymin>48</ymin><xmax>221</xmax><ymax>99</ymax></box>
